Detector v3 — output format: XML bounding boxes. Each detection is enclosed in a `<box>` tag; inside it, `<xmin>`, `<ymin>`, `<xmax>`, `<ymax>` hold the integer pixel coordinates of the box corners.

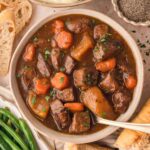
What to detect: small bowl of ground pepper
<box><xmin>112</xmin><ymin>0</ymin><xmax>150</xmax><ymax>26</ymax></box>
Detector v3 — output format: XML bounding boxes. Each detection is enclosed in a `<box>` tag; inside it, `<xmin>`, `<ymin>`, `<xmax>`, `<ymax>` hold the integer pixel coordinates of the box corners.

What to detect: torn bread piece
<box><xmin>0</xmin><ymin>0</ymin><xmax>32</xmax><ymax>34</ymax></box>
<box><xmin>115</xmin><ymin>99</ymin><xmax>150</xmax><ymax>150</ymax></box>
<box><xmin>0</xmin><ymin>9</ymin><xmax>15</xmax><ymax>76</ymax></box>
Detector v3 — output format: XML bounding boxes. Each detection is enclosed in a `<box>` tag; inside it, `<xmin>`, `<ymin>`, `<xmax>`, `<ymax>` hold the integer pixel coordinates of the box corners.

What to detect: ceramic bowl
<box><xmin>112</xmin><ymin>0</ymin><xmax>150</xmax><ymax>26</ymax></box>
<box><xmin>30</xmin><ymin>0</ymin><xmax>92</xmax><ymax>8</ymax></box>
<box><xmin>10</xmin><ymin>9</ymin><xmax>144</xmax><ymax>144</ymax></box>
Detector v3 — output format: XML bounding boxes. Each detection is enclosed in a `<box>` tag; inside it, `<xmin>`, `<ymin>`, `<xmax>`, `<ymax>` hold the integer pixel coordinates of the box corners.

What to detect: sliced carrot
<box><xmin>64</xmin><ymin>103</ymin><xmax>84</xmax><ymax>112</ymax></box>
<box><xmin>34</xmin><ymin>78</ymin><xmax>50</xmax><ymax>95</ymax></box>
<box><xmin>52</xmin><ymin>19</ymin><xmax>65</xmax><ymax>34</ymax></box>
<box><xmin>55</xmin><ymin>30</ymin><xmax>73</xmax><ymax>49</ymax></box>
<box><xmin>96</xmin><ymin>58</ymin><xmax>116</xmax><ymax>72</ymax></box>
<box><xmin>23</xmin><ymin>43</ymin><xmax>36</xmax><ymax>62</ymax></box>
<box><xmin>51</xmin><ymin>72</ymin><xmax>69</xmax><ymax>90</ymax></box>
<box><xmin>124</xmin><ymin>75</ymin><xmax>137</xmax><ymax>89</ymax></box>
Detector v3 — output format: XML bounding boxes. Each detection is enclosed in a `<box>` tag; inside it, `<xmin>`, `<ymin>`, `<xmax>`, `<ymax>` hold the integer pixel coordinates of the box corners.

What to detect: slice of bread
<box><xmin>0</xmin><ymin>3</ymin><xmax>6</xmax><ymax>12</ymax></box>
<box><xmin>0</xmin><ymin>0</ymin><xmax>19</xmax><ymax>6</ymax></box>
<box><xmin>0</xmin><ymin>9</ymin><xmax>15</xmax><ymax>76</ymax></box>
<box><xmin>14</xmin><ymin>0</ymin><xmax>32</xmax><ymax>34</ymax></box>
<box><xmin>0</xmin><ymin>0</ymin><xmax>32</xmax><ymax>34</ymax></box>
<box><xmin>64</xmin><ymin>143</ymin><xmax>113</xmax><ymax>150</ymax></box>
<box><xmin>115</xmin><ymin>99</ymin><xmax>150</xmax><ymax>150</ymax></box>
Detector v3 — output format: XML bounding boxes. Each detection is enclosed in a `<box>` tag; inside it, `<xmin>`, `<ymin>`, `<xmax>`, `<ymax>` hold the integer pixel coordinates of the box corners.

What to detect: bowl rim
<box><xmin>111</xmin><ymin>0</ymin><xmax>150</xmax><ymax>26</ymax></box>
<box><xmin>9</xmin><ymin>9</ymin><xmax>144</xmax><ymax>144</ymax></box>
<box><xmin>30</xmin><ymin>0</ymin><xmax>93</xmax><ymax>8</ymax></box>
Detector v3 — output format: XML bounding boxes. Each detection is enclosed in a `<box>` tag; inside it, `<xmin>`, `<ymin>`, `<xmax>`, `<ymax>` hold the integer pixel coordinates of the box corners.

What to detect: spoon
<box><xmin>96</xmin><ymin>116</ymin><xmax>150</xmax><ymax>134</ymax></box>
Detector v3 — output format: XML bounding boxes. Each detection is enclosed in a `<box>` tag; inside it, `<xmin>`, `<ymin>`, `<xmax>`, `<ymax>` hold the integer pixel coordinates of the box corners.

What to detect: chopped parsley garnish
<box><xmin>33</xmin><ymin>36</ymin><xmax>38</xmax><ymax>42</ymax></box>
<box><xmin>60</xmin><ymin>67</ymin><xmax>66</xmax><ymax>72</ymax></box>
<box><xmin>82</xmin><ymin>122</ymin><xmax>90</xmax><ymax>128</ymax></box>
<box><xmin>44</xmin><ymin>49</ymin><xmax>51</xmax><ymax>61</ymax></box>
<box><xmin>101</xmin><ymin>112</ymin><xmax>107</xmax><ymax>118</ymax></box>
<box><xmin>45</xmin><ymin>95</ymin><xmax>50</xmax><ymax>102</ymax></box>
<box><xmin>24</xmin><ymin>65</ymin><xmax>31</xmax><ymax>70</ymax></box>
<box><xmin>16</xmin><ymin>73</ymin><xmax>21</xmax><ymax>78</ymax></box>
<box><xmin>31</xmin><ymin>96</ymin><xmax>36</xmax><ymax>105</ymax></box>
<box><xmin>84</xmin><ymin>71</ymin><xmax>98</xmax><ymax>86</ymax></box>
<box><xmin>49</xmin><ymin>88</ymin><xmax>56</xmax><ymax>99</ymax></box>
<box><xmin>93</xmin><ymin>33</ymin><xmax>112</xmax><ymax>52</ymax></box>
<box><xmin>60</xmin><ymin>51</ymin><xmax>65</xmax><ymax>58</ymax></box>
<box><xmin>42</xmin><ymin>107</ymin><xmax>46</xmax><ymax>112</ymax></box>
<box><xmin>99</xmin><ymin>33</ymin><xmax>112</xmax><ymax>44</ymax></box>
<box><xmin>59</xmin><ymin>77</ymin><xmax>64</xmax><ymax>83</ymax></box>
<box><xmin>93</xmin><ymin>45</ymin><xmax>99</xmax><ymax>52</ymax></box>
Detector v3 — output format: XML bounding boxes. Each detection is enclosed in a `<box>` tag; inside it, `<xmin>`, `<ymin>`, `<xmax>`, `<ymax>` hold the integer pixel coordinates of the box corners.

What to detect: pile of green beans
<box><xmin>0</xmin><ymin>108</ymin><xmax>38</xmax><ymax>150</ymax></box>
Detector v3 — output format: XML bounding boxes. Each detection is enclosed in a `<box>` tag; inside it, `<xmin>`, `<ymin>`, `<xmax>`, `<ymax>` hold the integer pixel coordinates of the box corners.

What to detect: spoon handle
<box><xmin>97</xmin><ymin>117</ymin><xmax>150</xmax><ymax>134</ymax></box>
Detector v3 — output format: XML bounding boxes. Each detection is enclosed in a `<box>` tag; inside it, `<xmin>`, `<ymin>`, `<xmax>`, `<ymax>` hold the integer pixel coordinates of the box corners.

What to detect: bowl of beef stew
<box><xmin>10</xmin><ymin>9</ymin><xmax>144</xmax><ymax>143</ymax></box>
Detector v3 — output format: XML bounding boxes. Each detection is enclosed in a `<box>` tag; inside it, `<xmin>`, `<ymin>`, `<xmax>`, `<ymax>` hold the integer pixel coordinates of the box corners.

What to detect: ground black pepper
<box><xmin>118</xmin><ymin>0</ymin><xmax>150</xmax><ymax>22</ymax></box>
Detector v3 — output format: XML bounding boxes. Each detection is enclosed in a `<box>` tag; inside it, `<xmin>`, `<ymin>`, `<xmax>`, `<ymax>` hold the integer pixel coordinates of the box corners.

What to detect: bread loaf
<box><xmin>115</xmin><ymin>99</ymin><xmax>150</xmax><ymax>150</ymax></box>
<box><xmin>0</xmin><ymin>9</ymin><xmax>15</xmax><ymax>76</ymax></box>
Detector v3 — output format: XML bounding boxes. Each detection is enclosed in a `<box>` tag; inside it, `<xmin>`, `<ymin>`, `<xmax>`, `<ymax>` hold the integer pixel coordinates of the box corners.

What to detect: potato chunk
<box><xmin>81</xmin><ymin>87</ymin><xmax>116</xmax><ymax>120</ymax></box>
<box><xmin>27</xmin><ymin>91</ymin><xmax>49</xmax><ymax>119</ymax></box>
<box><xmin>71</xmin><ymin>32</ymin><xmax>93</xmax><ymax>61</ymax></box>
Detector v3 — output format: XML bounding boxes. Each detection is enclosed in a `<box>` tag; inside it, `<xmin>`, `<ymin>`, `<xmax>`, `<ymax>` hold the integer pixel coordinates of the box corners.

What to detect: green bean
<box><xmin>0</xmin><ymin>135</ymin><xmax>12</xmax><ymax>150</ymax></box>
<box><xmin>0</xmin><ymin>120</ymin><xmax>29</xmax><ymax>150</ymax></box>
<box><xmin>0</xmin><ymin>108</ymin><xmax>20</xmax><ymax>129</ymax></box>
<box><xmin>0</xmin><ymin>113</ymin><xmax>2</xmax><ymax>119</ymax></box>
<box><xmin>2</xmin><ymin>115</ymin><xmax>7</xmax><ymax>122</ymax></box>
<box><xmin>19</xmin><ymin>119</ymin><xmax>38</xmax><ymax>150</ymax></box>
<box><xmin>0</xmin><ymin>131</ymin><xmax>21</xmax><ymax>150</ymax></box>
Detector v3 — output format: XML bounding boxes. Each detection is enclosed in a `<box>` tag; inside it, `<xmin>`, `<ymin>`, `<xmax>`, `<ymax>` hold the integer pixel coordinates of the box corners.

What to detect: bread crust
<box><xmin>115</xmin><ymin>99</ymin><xmax>150</xmax><ymax>150</ymax></box>
<box><xmin>0</xmin><ymin>9</ymin><xmax>15</xmax><ymax>76</ymax></box>
<box><xmin>0</xmin><ymin>0</ymin><xmax>32</xmax><ymax>34</ymax></box>
<box><xmin>64</xmin><ymin>143</ymin><xmax>113</xmax><ymax>150</ymax></box>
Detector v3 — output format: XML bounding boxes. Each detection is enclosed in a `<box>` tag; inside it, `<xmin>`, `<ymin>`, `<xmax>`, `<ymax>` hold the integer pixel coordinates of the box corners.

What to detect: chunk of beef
<box><xmin>37</xmin><ymin>53</ymin><xmax>51</xmax><ymax>77</ymax></box>
<box><xmin>73</xmin><ymin>68</ymin><xmax>88</xmax><ymax>90</ymax></box>
<box><xmin>69</xmin><ymin>111</ymin><xmax>90</xmax><ymax>134</ymax></box>
<box><xmin>56</xmin><ymin>88</ymin><xmax>74</xmax><ymax>102</ymax></box>
<box><xmin>73</xmin><ymin>68</ymin><xmax>98</xmax><ymax>90</ymax></box>
<box><xmin>27</xmin><ymin>91</ymin><xmax>50</xmax><ymax>119</ymax></box>
<box><xmin>51</xmin><ymin>38</ymin><xmax>58</xmax><ymax>48</ymax></box>
<box><xmin>51</xmin><ymin>48</ymin><xmax>61</xmax><ymax>70</ymax></box>
<box><xmin>80</xmin><ymin>87</ymin><xmax>116</xmax><ymax>120</ymax></box>
<box><xmin>93</xmin><ymin>40</ymin><xmax>123</xmax><ymax>62</ymax></box>
<box><xmin>112</xmin><ymin>88</ymin><xmax>132</xmax><ymax>114</ymax></box>
<box><xmin>94</xmin><ymin>24</ymin><xmax>109</xmax><ymax>40</ymax></box>
<box><xmin>71</xmin><ymin>32</ymin><xmax>94</xmax><ymax>61</ymax></box>
<box><xmin>117</xmin><ymin>55</ymin><xmax>130</xmax><ymax>73</ymax></box>
<box><xmin>64</xmin><ymin>55</ymin><xmax>76</xmax><ymax>74</ymax></box>
<box><xmin>20</xmin><ymin>67</ymin><xmax>36</xmax><ymax>91</ymax></box>
<box><xmin>66</xmin><ymin>17</ymin><xmax>90</xmax><ymax>34</ymax></box>
<box><xmin>83</xmin><ymin>69</ymin><xmax>99</xmax><ymax>86</ymax></box>
<box><xmin>99</xmin><ymin>72</ymin><xmax>119</xmax><ymax>93</ymax></box>
<box><xmin>50</xmin><ymin>100</ymin><xmax>70</xmax><ymax>129</ymax></box>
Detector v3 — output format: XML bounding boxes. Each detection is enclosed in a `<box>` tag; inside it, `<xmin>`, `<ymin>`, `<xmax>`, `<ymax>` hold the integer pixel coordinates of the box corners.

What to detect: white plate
<box><xmin>0</xmin><ymin>86</ymin><xmax>53</xmax><ymax>150</ymax></box>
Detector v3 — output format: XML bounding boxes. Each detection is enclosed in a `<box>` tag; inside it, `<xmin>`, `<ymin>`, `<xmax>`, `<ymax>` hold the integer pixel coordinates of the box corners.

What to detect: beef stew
<box><xmin>16</xmin><ymin>15</ymin><xmax>137</xmax><ymax>134</ymax></box>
